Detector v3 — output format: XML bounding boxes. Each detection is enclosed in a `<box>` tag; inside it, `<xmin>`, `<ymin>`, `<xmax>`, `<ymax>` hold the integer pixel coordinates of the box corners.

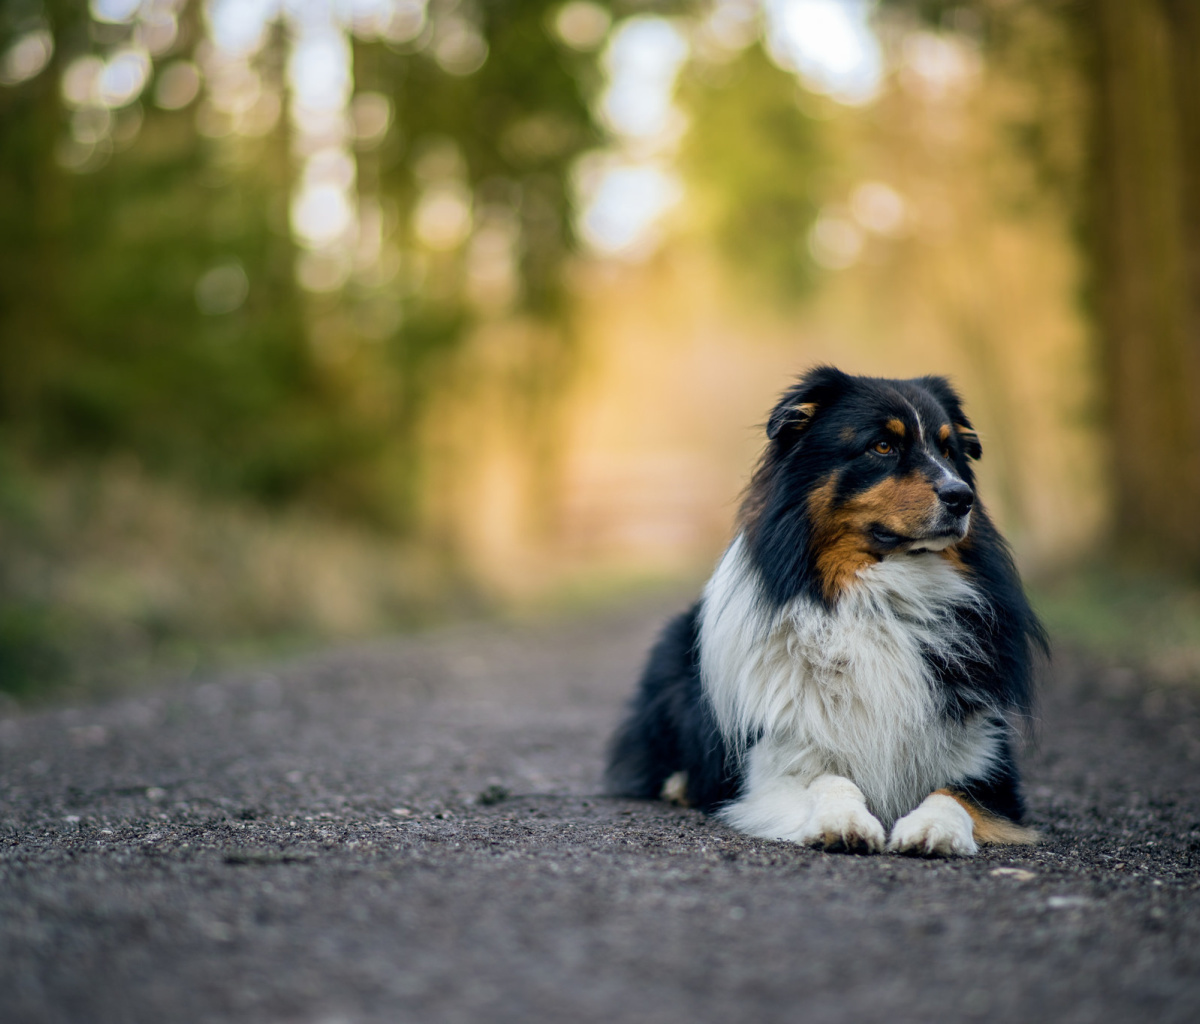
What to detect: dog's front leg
<box><xmin>720</xmin><ymin>757</ymin><xmax>885</xmax><ymax>853</ymax></box>
<box><xmin>794</xmin><ymin>774</ymin><xmax>887</xmax><ymax>853</ymax></box>
<box><xmin>887</xmin><ymin>791</ymin><xmax>978</xmax><ymax>857</ymax></box>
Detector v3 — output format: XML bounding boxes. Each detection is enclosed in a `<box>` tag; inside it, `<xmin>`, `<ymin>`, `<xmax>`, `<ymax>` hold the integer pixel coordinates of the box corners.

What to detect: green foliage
<box><xmin>0</xmin><ymin>0</ymin><xmax>612</xmax><ymax>529</ymax></box>
<box><xmin>0</xmin><ymin>449</ymin><xmax>66</xmax><ymax>696</ymax></box>
<box><xmin>370</xmin><ymin>2</ymin><xmax>602</xmax><ymax>317</ymax></box>
<box><xmin>677</xmin><ymin>45</ymin><xmax>827</xmax><ymax>301</ymax></box>
<box><xmin>0</xmin><ymin>2</ymin><xmax>834</xmax><ymax>535</ymax></box>
<box><xmin>1031</xmin><ymin>563</ymin><xmax>1200</xmax><ymax>684</ymax></box>
<box><xmin>0</xmin><ymin>603</ymin><xmax>69</xmax><ymax>698</ymax></box>
<box><xmin>0</xmin><ymin>452</ymin><xmax>463</xmax><ymax>698</ymax></box>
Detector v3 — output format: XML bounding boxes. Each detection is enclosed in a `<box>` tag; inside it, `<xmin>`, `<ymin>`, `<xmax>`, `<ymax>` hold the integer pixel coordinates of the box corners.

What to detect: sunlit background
<box><xmin>2</xmin><ymin>0</ymin><xmax>1198</xmax><ymax>697</ymax></box>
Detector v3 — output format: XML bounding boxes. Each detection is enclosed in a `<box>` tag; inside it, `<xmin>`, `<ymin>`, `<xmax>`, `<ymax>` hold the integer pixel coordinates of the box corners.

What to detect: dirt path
<box><xmin>2</xmin><ymin>597</ymin><xmax>1199</xmax><ymax>1024</ymax></box>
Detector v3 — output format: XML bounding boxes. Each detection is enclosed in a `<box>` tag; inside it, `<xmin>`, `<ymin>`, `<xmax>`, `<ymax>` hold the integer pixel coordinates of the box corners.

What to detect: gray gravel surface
<box><xmin>3</xmin><ymin>596</ymin><xmax>1200</xmax><ymax>1024</ymax></box>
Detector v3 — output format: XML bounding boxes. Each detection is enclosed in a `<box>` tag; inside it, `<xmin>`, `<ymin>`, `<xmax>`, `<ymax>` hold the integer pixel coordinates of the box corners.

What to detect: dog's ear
<box><xmin>766</xmin><ymin>365</ymin><xmax>850</xmax><ymax>441</ymax></box>
<box><xmin>766</xmin><ymin>401</ymin><xmax>818</xmax><ymax>440</ymax></box>
<box><xmin>916</xmin><ymin>374</ymin><xmax>982</xmax><ymax>460</ymax></box>
<box><xmin>955</xmin><ymin>424</ymin><xmax>982</xmax><ymax>460</ymax></box>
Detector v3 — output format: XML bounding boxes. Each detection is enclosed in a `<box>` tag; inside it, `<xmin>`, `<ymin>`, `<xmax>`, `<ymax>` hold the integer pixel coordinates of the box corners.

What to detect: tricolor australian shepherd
<box><xmin>605</xmin><ymin>366</ymin><xmax>1046</xmax><ymax>856</ymax></box>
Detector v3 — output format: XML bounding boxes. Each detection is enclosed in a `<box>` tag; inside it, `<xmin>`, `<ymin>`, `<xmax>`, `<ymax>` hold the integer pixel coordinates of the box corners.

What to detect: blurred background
<box><xmin>2</xmin><ymin>0</ymin><xmax>1198</xmax><ymax>699</ymax></box>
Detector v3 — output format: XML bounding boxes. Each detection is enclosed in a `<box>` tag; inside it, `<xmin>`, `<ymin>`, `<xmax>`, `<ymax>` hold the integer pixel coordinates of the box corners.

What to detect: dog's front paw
<box><xmin>806</xmin><ymin>803</ymin><xmax>886</xmax><ymax>854</ymax></box>
<box><xmin>888</xmin><ymin>793</ymin><xmax>978</xmax><ymax>857</ymax></box>
<box><xmin>798</xmin><ymin>778</ymin><xmax>886</xmax><ymax>854</ymax></box>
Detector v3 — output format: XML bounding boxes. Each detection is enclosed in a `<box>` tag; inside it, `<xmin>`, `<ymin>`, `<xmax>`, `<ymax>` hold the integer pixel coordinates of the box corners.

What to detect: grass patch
<box><xmin>1030</xmin><ymin>563</ymin><xmax>1200</xmax><ymax>684</ymax></box>
<box><xmin>0</xmin><ymin>457</ymin><xmax>463</xmax><ymax>703</ymax></box>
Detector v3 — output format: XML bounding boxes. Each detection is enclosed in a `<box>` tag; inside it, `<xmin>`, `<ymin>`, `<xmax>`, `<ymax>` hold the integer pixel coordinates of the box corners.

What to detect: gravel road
<box><xmin>3</xmin><ymin>595</ymin><xmax>1200</xmax><ymax>1024</ymax></box>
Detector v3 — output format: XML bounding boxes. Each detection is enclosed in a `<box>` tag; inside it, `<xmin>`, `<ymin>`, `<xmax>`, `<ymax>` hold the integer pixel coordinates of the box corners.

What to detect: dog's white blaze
<box><xmin>900</xmin><ymin>396</ymin><xmax>925</xmax><ymax>443</ymax></box>
<box><xmin>699</xmin><ymin>533</ymin><xmax>1002</xmax><ymax>830</ymax></box>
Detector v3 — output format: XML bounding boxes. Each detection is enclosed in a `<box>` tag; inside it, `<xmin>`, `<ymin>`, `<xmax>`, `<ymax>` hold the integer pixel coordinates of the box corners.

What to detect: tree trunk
<box><xmin>1090</xmin><ymin>0</ymin><xmax>1200</xmax><ymax>570</ymax></box>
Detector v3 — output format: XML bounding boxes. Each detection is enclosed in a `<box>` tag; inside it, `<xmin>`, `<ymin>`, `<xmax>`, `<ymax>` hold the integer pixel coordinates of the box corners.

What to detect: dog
<box><xmin>605</xmin><ymin>366</ymin><xmax>1046</xmax><ymax>856</ymax></box>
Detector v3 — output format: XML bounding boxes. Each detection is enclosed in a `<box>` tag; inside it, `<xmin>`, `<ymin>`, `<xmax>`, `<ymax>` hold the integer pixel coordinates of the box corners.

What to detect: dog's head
<box><xmin>744</xmin><ymin>365</ymin><xmax>983</xmax><ymax>605</ymax></box>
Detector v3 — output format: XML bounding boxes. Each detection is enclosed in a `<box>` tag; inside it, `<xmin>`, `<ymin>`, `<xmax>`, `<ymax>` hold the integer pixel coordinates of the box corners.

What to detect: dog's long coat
<box><xmin>605</xmin><ymin>367</ymin><xmax>1045</xmax><ymax>856</ymax></box>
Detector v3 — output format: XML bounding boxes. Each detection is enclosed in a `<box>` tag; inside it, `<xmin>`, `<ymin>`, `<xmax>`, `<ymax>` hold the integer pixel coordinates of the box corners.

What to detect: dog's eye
<box><xmin>871</xmin><ymin>441</ymin><xmax>893</xmax><ymax>455</ymax></box>
<box><xmin>941</xmin><ymin>446</ymin><xmax>953</xmax><ymax>460</ymax></box>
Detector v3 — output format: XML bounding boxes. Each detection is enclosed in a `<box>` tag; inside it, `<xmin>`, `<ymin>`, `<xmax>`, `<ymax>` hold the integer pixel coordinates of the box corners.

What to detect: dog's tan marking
<box><xmin>935</xmin><ymin>789</ymin><xmax>1040</xmax><ymax>845</ymax></box>
<box><xmin>812</xmin><ymin>536</ymin><xmax>881</xmax><ymax>603</ymax></box>
<box><xmin>938</xmin><ymin>526</ymin><xmax>973</xmax><ymax>572</ymax></box>
<box><xmin>661</xmin><ymin>771</ymin><xmax>690</xmax><ymax>807</ymax></box>
<box><xmin>938</xmin><ymin>424</ymin><xmax>952</xmax><ymax>444</ymax></box>
<box><xmin>939</xmin><ymin>545</ymin><xmax>967</xmax><ymax>571</ymax></box>
<box><xmin>807</xmin><ymin>472</ymin><xmax>944</xmax><ymax>601</ymax></box>
<box><xmin>886</xmin><ymin>418</ymin><xmax>906</xmax><ymax>438</ymax></box>
<box><xmin>807</xmin><ymin>476</ymin><xmax>880</xmax><ymax>601</ymax></box>
<box><xmin>849</xmin><ymin>474</ymin><xmax>939</xmax><ymax>535</ymax></box>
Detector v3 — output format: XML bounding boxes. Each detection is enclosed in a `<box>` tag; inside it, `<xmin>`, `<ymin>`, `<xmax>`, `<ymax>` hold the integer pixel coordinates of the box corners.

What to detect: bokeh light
<box><xmin>293</xmin><ymin>183</ymin><xmax>357</xmax><ymax>248</ymax></box>
<box><xmin>432</xmin><ymin>13</ymin><xmax>488</xmax><ymax>76</ymax></box>
<box><xmin>135</xmin><ymin>10</ymin><xmax>180</xmax><ymax>57</ymax></box>
<box><xmin>71</xmin><ymin>106</ymin><xmax>113</xmax><ymax>146</ymax></box>
<box><xmin>413</xmin><ymin>182</ymin><xmax>473</xmax><ymax>251</ymax></box>
<box><xmin>382</xmin><ymin>0</ymin><xmax>428</xmax><ymax>45</ymax></box>
<box><xmin>98</xmin><ymin>48</ymin><xmax>152</xmax><ymax>108</ymax></box>
<box><xmin>90</xmin><ymin>0</ymin><xmax>142</xmax><ymax>25</ymax></box>
<box><xmin>600</xmin><ymin>17</ymin><xmax>690</xmax><ymax>143</ymax></box>
<box><xmin>698</xmin><ymin>0</ymin><xmax>760</xmax><ymax>55</ymax></box>
<box><xmin>288</xmin><ymin>31</ymin><xmax>353</xmax><ymax>114</ymax></box>
<box><xmin>763</xmin><ymin>0</ymin><xmax>882</xmax><ymax>105</ymax></box>
<box><xmin>195</xmin><ymin>261</ymin><xmax>250</xmax><ymax>315</ymax></box>
<box><xmin>205</xmin><ymin>0</ymin><xmax>278</xmax><ymax>60</ymax></box>
<box><xmin>573</xmin><ymin>15</ymin><xmax>691</xmax><ymax>259</ymax></box>
<box><xmin>154</xmin><ymin>61</ymin><xmax>202</xmax><ymax>110</ymax></box>
<box><xmin>61</xmin><ymin>57</ymin><xmax>106</xmax><ymax>108</ymax></box>
<box><xmin>351</xmin><ymin>92</ymin><xmax>392</xmax><ymax>148</ymax></box>
<box><xmin>575</xmin><ymin>158</ymin><xmax>682</xmax><ymax>258</ymax></box>
<box><xmin>553</xmin><ymin>2</ymin><xmax>612</xmax><ymax>52</ymax></box>
<box><xmin>850</xmin><ymin>181</ymin><xmax>907</xmax><ymax>236</ymax></box>
<box><xmin>901</xmin><ymin>30</ymin><xmax>981</xmax><ymax>100</ymax></box>
<box><xmin>0</xmin><ymin>29</ymin><xmax>54</xmax><ymax>87</ymax></box>
<box><xmin>807</xmin><ymin>208</ymin><xmax>864</xmax><ymax>269</ymax></box>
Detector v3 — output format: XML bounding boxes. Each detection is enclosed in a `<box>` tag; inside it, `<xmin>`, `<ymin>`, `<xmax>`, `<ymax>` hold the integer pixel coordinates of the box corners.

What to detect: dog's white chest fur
<box><xmin>698</xmin><ymin>534</ymin><xmax>1000</xmax><ymax>827</ymax></box>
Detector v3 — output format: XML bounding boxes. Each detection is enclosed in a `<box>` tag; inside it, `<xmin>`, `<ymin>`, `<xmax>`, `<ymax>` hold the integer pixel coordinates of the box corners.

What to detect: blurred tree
<box><xmin>0</xmin><ymin>0</ymin><xmax>610</xmax><ymax>535</ymax></box>
<box><xmin>897</xmin><ymin>0</ymin><xmax>1200</xmax><ymax>574</ymax></box>
<box><xmin>1089</xmin><ymin>0</ymin><xmax>1200</xmax><ymax>571</ymax></box>
<box><xmin>678</xmin><ymin>42</ymin><xmax>825</xmax><ymax>302</ymax></box>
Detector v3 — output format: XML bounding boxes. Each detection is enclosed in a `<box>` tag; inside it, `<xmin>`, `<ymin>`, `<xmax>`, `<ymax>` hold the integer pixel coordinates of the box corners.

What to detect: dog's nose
<box><xmin>937</xmin><ymin>479</ymin><xmax>974</xmax><ymax>517</ymax></box>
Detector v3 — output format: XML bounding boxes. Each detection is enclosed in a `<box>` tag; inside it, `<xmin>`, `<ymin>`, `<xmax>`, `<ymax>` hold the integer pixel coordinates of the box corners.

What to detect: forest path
<box><xmin>2</xmin><ymin>595</ymin><xmax>1199</xmax><ymax>1024</ymax></box>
